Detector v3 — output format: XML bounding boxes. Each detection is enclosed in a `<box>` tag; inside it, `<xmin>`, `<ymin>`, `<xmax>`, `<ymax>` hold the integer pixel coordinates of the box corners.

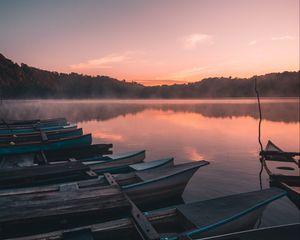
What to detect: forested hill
<box><xmin>0</xmin><ymin>53</ymin><xmax>299</xmax><ymax>98</ymax></box>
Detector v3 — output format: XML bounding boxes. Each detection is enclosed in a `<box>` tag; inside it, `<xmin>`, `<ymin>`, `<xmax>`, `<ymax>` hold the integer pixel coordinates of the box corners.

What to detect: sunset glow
<box><xmin>0</xmin><ymin>0</ymin><xmax>299</xmax><ymax>85</ymax></box>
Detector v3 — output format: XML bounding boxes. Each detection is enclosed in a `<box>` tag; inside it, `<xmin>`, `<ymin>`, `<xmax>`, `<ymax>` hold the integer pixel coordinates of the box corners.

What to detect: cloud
<box><xmin>183</xmin><ymin>33</ymin><xmax>213</xmax><ymax>49</ymax></box>
<box><xmin>70</xmin><ymin>51</ymin><xmax>137</xmax><ymax>69</ymax></box>
<box><xmin>158</xmin><ymin>66</ymin><xmax>207</xmax><ymax>80</ymax></box>
<box><xmin>271</xmin><ymin>35</ymin><xmax>295</xmax><ymax>41</ymax></box>
<box><xmin>248</xmin><ymin>39</ymin><xmax>258</xmax><ymax>46</ymax></box>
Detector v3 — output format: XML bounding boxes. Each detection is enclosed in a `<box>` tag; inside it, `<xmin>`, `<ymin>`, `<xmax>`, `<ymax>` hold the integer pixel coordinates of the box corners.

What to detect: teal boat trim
<box><xmin>122</xmin><ymin>163</ymin><xmax>204</xmax><ymax>190</ymax></box>
<box><xmin>0</xmin><ymin>134</ymin><xmax>92</xmax><ymax>155</ymax></box>
<box><xmin>0</xmin><ymin>128</ymin><xmax>83</xmax><ymax>143</ymax></box>
<box><xmin>131</xmin><ymin>158</ymin><xmax>174</xmax><ymax>171</ymax></box>
<box><xmin>0</xmin><ymin>124</ymin><xmax>77</xmax><ymax>134</ymax></box>
<box><xmin>110</xmin><ymin>150</ymin><xmax>146</xmax><ymax>161</ymax></box>
<box><xmin>88</xmin><ymin>150</ymin><xmax>146</xmax><ymax>165</ymax></box>
<box><xmin>93</xmin><ymin>158</ymin><xmax>171</xmax><ymax>174</ymax></box>
<box><xmin>141</xmin><ymin>158</ymin><xmax>173</xmax><ymax>171</ymax></box>
<box><xmin>161</xmin><ymin>191</ymin><xmax>287</xmax><ymax>240</ymax></box>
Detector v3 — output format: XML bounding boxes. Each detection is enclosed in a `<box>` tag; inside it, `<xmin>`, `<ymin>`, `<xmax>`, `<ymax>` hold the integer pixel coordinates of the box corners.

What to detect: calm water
<box><xmin>1</xmin><ymin>99</ymin><xmax>299</xmax><ymax>227</ymax></box>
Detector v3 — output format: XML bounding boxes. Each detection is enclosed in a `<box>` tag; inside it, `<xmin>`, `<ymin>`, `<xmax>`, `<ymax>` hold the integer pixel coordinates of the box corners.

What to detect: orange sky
<box><xmin>0</xmin><ymin>0</ymin><xmax>299</xmax><ymax>86</ymax></box>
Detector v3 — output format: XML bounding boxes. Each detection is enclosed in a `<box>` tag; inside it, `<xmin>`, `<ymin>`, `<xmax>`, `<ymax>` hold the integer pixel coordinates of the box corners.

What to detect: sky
<box><xmin>0</xmin><ymin>0</ymin><xmax>299</xmax><ymax>86</ymax></box>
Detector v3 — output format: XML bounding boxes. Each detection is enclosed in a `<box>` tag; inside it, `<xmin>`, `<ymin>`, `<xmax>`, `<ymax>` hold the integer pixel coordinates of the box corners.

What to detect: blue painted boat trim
<box><xmin>122</xmin><ymin>163</ymin><xmax>204</xmax><ymax>190</ymax></box>
<box><xmin>94</xmin><ymin>158</ymin><xmax>173</xmax><ymax>174</ymax></box>
<box><xmin>161</xmin><ymin>191</ymin><xmax>287</xmax><ymax>240</ymax></box>
<box><xmin>88</xmin><ymin>150</ymin><xmax>145</xmax><ymax>165</ymax></box>
<box><xmin>111</xmin><ymin>150</ymin><xmax>146</xmax><ymax>161</ymax></box>
<box><xmin>138</xmin><ymin>158</ymin><xmax>173</xmax><ymax>171</ymax></box>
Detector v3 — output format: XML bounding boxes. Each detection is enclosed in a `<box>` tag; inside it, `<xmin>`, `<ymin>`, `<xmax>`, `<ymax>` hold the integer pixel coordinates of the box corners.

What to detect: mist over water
<box><xmin>1</xmin><ymin>99</ymin><xmax>299</xmax><ymax>226</ymax></box>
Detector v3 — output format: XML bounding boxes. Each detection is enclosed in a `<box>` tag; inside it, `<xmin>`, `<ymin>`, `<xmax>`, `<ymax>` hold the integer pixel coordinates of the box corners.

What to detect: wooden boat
<box><xmin>0</xmin><ymin>161</ymin><xmax>208</xmax><ymax>239</ymax></box>
<box><xmin>0</xmin><ymin>156</ymin><xmax>173</xmax><ymax>188</ymax></box>
<box><xmin>0</xmin><ymin>128</ymin><xmax>83</xmax><ymax>143</ymax></box>
<box><xmin>0</xmin><ymin>134</ymin><xmax>92</xmax><ymax>155</ymax></box>
<box><xmin>199</xmin><ymin>223</ymin><xmax>300</xmax><ymax>240</ymax></box>
<box><xmin>42</xmin><ymin>143</ymin><xmax>113</xmax><ymax>161</ymax></box>
<box><xmin>0</xmin><ymin>149</ymin><xmax>145</xmax><ymax>169</ymax></box>
<box><xmin>0</xmin><ymin>143</ymin><xmax>113</xmax><ymax>168</ymax></box>
<box><xmin>2</xmin><ymin>188</ymin><xmax>285</xmax><ymax>240</ymax></box>
<box><xmin>262</xmin><ymin>140</ymin><xmax>300</xmax><ymax>209</ymax></box>
<box><xmin>0</xmin><ymin>123</ymin><xmax>77</xmax><ymax>134</ymax></box>
<box><xmin>0</xmin><ymin>120</ymin><xmax>70</xmax><ymax>130</ymax></box>
<box><xmin>262</xmin><ymin>140</ymin><xmax>299</xmax><ymax>164</ymax></box>
<box><xmin>0</xmin><ymin>118</ymin><xmax>67</xmax><ymax>127</ymax></box>
<box><xmin>87</xmin><ymin>156</ymin><xmax>173</xmax><ymax>174</ymax></box>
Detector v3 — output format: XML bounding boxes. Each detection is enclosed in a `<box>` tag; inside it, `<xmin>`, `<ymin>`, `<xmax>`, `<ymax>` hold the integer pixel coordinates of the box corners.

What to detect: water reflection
<box><xmin>0</xmin><ymin>99</ymin><xmax>299</xmax><ymax>226</ymax></box>
<box><xmin>0</xmin><ymin>99</ymin><xmax>299</xmax><ymax>123</ymax></box>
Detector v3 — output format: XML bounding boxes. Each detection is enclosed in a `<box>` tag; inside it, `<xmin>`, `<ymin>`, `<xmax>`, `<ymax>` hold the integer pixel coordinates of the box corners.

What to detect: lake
<box><xmin>1</xmin><ymin>99</ymin><xmax>299</xmax><ymax>227</ymax></box>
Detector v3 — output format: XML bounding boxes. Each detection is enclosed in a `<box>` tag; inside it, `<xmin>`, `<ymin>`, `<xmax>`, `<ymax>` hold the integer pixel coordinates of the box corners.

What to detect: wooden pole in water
<box><xmin>0</xmin><ymin>86</ymin><xmax>2</xmax><ymax>105</ymax></box>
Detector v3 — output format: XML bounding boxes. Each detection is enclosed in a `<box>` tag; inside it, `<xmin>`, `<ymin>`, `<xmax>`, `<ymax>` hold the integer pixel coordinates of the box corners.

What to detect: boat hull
<box><xmin>0</xmin><ymin>134</ymin><xmax>92</xmax><ymax>155</ymax></box>
<box><xmin>0</xmin><ymin>118</ymin><xmax>67</xmax><ymax>127</ymax></box>
<box><xmin>0</xmin><ymin>158</ymin><xmax>174</xmax><ymax>189</ymax></box>
<box><xmin>0</xmin><ymin>128</ymin><xmax>83</xmax><ymax>143</ymax></box>
<box><xmin>189</xmin><ymin>206</ymin><xmax>266</xmax><ymax>238</ymax></box>
<box><xmin>124</xmin><ymin>165</ymin><xmax>200</xmax><ymax>204</ymax></box>
<box><xmin>0</xmin><ymin>124</ymin><xmax>77</xmax><ymax>134</ymax></box>
<box><xmin>199</xmin><ymin>223</ymin><xmax>300</xmax><ymax>240</ymax></box>
<box><xmin>90</xmin><ymin>151</ymin><xmax>146</xmax><ymax>174</ymax></box>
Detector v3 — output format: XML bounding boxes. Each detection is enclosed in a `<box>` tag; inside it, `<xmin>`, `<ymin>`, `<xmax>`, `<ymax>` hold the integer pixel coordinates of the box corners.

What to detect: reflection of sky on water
<box><xmin>1</xmin><ymin>99</ymin><xmax>299</xmax><ymax>225</ymax></box>
<box><xmin>0</xmin><ymin>99</ymin><xmax>299</xmax><ymax>123</ymax></box>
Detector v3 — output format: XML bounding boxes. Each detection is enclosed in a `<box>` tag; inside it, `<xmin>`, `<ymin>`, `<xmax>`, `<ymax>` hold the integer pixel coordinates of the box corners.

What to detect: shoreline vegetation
<box><xmin>0</xmin><ymin>53</ymin><xmax>299</xmax><ymax>99</ymax></box>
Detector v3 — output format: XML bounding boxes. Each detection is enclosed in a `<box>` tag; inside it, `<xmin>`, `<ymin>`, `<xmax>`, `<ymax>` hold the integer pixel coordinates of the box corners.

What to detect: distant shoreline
<box><xmin>1</xmin><ymin>54</ymin><xmax>299</xmax><ymax>99</ymax></box>
<box><xmin>1</xmin><ymin>97</ymin><xmax>299</xmax><ymax>102</ymax></box>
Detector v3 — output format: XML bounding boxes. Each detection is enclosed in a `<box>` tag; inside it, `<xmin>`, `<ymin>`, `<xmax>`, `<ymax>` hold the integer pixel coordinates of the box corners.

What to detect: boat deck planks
<box><xmin>0</xmin><ymin>185</ymin><xmax>130</xmax><ymax>222</ymax></box>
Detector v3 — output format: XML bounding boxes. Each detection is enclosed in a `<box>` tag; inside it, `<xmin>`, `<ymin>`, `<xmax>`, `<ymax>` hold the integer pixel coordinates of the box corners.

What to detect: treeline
<box><xmin>0</xmin><ymin>53</ymin><xmax>299</xmax><ymax>98</ymax></box>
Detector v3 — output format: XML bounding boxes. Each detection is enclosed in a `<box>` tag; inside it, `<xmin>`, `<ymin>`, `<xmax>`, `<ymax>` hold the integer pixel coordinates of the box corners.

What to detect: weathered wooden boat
<box><xmin>0</xmin><ymin>121</ymin><xmax>70</xmax><ymax>130</ymax></box>
<box><xmin>87</xmin><ymin>155</ymin><xmax>173</xmax><ymax>174</ymax></box>
<box><xmin>0</xmin><ymin>143</ymin><xmax>113</xmax><ymax>168</ymax></box>
<box><xmin>2</xmin><ymin>188</ymin><xmax>285</xmax><ymax>240</ymax></box>
<box><xmin>0</xmin><ymin>149</ymin><xmax>145</xmax><ymax>170</ymax></box>
<box><xmin>0</xmin><ymin>161</ymin><xmax>208</xmax><ymax>239</ymax></box>
<box><xmin>199</xmin><ymin>223</ymin><xmax>300</xmax><ymax>240</ymax></box>
<box><xmin>41</xmin><ymin>143</ymin><xmax>113</xmax><ymax>161</ymax></box>
<box><xmin>261</xmin><ymin>140</ymin><xmax>300</xmax><ymax>209</ymax></box>
<box><xmin>0</xmin><ymin>156</ymin><xmax>174</xmax><ymax>188</ymax></box>
<box><xmin>0</xmin><ymin>134</ymin><xmax>92</xmax><ymax>155</ymax></box>
<box><xmin>0</xmin><ymin>123</ymin><xmax>77</xmax><ymax>134</ymax></box>
<box><xmin>0</xmin><ymin>118</ymin><xmax>67</xmax><ymax>127</ymax></box>
<box><xmin>0</xmin><ymin>128</ymin><xmax>83</xmax><ymax>143</ymax></box>
<box><xmin>262</xmin><ymin>140</ymin><xmax>299</xmax><ymax>164</ymax></box>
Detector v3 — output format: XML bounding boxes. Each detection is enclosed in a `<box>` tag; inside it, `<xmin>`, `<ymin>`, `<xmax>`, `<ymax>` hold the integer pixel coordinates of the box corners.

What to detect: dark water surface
<box><xmin>1</xmin><ymin>99</ymin><xmax>299</xmax><ymax>227</ymax></box>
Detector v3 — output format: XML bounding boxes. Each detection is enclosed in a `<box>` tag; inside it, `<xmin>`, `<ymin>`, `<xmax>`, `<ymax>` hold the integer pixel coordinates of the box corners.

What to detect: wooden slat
<box><xmin>104</xmin><ymin>173</ymin><xmax>159</xmax><ymax>240</ymax></box>
<box><xmin>0</xmin><ymin>170</ymin><xmax>132</xmax><ymax>238</ymax></box>
<box><xmin>0</xmin><ymin>185</ymin><xmax>130</xmax><ymax>223</ymax></box>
